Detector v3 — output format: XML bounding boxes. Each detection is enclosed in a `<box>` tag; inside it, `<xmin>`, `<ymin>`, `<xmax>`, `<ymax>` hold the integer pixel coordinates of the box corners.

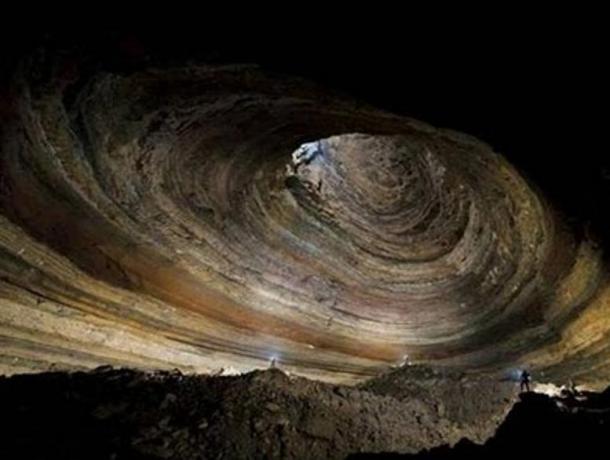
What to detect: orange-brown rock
<box><xmin>1</xmin><ymin>56</ymin><xmax>607</xmax><ymax>387</ymax></box>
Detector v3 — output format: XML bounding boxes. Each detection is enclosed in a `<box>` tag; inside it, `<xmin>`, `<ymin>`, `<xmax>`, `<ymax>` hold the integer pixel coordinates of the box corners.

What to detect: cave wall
<box><xmin>0</xmin><ymin>52</ymin><xmax>609</xmax><ymax>386</ymax></box>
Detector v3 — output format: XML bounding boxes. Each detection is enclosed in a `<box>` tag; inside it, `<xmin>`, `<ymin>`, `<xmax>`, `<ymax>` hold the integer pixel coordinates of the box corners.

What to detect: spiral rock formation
<box><xmin>0</xmin><ymin>57</ymin><xmax>608</xmax><ymax>386</ymax></box>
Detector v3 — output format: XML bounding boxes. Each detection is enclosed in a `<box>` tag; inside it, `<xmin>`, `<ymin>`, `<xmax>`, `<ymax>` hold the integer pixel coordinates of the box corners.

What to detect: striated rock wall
<box><xmin>0</xmin><ymin>52</ymin><xmax>608</xmax><ymax>386</ymax></box>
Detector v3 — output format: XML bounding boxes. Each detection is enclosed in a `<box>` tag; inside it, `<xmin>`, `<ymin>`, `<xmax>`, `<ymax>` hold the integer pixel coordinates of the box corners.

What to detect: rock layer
<box><xmin>0</xmin><ymin>56</ymin><xmax>608</xmax><ymax>386</ymax></box>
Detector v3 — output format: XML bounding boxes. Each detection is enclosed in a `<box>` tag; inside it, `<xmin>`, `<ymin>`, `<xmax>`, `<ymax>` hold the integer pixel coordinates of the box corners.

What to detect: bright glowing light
<box><xmin>292</xmin><ymin>141</ymin><xmax>324</xmax><ymax>168</ymax></box>
<box><xmin>507</xmin><ymin>368</ymin><xmax>524</xmax><ymax>381</ymax></box>
<box><xmin>533</xmin><ymin>383</ymin><xmax>564</xmax><ymax>396</ymax></box>
<box><xmin>268</xmin><ymin>354</ymin><xmax>280</xmax><ymax>368</ymax></box>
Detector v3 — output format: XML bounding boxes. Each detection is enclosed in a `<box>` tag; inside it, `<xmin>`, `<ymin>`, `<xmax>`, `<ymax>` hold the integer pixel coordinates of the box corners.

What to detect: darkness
<box><xmin>2</xmin><ymin>16</ymin><xmax>607</xmax><ymax>243</ymax></box>
<box><xmin>1</xmin><ymin>16</ymin><xmax>609</xmax><ymax>459</ymax></box>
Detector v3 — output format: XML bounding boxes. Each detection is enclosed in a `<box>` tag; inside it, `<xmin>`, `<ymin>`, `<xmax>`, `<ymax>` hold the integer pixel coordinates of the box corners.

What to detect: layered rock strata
<box><xmin>0</xmin><ymin>57</ymin><xmax>607</xmax><ymax>386</ymax></box>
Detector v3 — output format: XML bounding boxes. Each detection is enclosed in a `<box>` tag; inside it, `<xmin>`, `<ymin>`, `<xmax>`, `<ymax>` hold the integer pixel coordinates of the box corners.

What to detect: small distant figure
<box><xmin>568</xmin><ymin>379</ymin><xmax>578</xmax><ymax>395</ymax></box>
<box><xmin>269</xmin><ymin>357</ymin><xmax>277</xmax><ymax>369</ymax></box>
<box><xmin>520</xmin><ymin>369</ymin><xmax>531</xmax><ymax>392</ymax></box>
<box><xmin>563</xmin><ymin>379</ymin><xmax>583</xmax><ymax>402</ymax></box>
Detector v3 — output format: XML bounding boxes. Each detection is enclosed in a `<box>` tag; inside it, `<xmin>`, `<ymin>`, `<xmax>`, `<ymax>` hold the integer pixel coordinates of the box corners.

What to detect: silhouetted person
<box><xmin>520</xmin><ymin>370</ymin><xmax>531</xmax><ymax>392</ymax></box>
<box><xmin>568</xmin><ymin>379</ymin><xmax>579</xmax><ymax>395</ymax></box>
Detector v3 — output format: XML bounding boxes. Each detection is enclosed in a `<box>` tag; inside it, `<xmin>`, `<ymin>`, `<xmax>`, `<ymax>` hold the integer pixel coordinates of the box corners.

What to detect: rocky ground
<box><xmin>353</xmin><ymin>387</ymin><xmax>610</xmax><ymax>459</ymax></box>
<box><xmin>0</xmin><ymin>365</ymin><xmax>517</xmax><ymax>459</ymax></box>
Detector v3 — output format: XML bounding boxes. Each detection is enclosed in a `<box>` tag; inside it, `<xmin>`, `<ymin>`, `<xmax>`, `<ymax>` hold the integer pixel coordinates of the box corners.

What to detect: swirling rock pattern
<box><xmin>0</xmin><ymin>59</ymin><xmax>607</xmax><ymax>386</ymax></box>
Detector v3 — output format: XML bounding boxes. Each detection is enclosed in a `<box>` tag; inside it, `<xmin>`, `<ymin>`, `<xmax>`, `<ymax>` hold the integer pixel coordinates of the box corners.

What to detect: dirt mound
<box><xmin>359</xmin><ymin>366</ymin><xmax>517</xmax><ymax>444</ymax></box>
<box><xmin>353</xmin><ymin>389</ymin><xmax>610</xmax><ymax>459</ymax></box>
<box><xmin>0</xmin><ymin>366</ymin><xmax>517</xmax><ymax>459</ymax></box>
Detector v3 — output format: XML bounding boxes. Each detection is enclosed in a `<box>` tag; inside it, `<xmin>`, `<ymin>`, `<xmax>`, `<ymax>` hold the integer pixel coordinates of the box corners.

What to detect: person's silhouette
<box><xmin>520</xmin><ymin>370</ymin><xmax>531</xmax><ymax>392</ymax></box>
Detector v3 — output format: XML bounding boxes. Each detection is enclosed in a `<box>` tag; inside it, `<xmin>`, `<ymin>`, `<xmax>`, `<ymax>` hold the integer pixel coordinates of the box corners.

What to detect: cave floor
<box><xmin>1</xmin><ymin>367</ymin><xmax>607</xmax><ymax>459</ymax></box>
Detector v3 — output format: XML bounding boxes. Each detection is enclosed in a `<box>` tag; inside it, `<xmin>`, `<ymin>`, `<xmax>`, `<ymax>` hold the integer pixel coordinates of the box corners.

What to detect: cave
<box><xmin>0</xmin><ymin>20</ymin><xmax>608</xmax><ymax>459</ymax></box>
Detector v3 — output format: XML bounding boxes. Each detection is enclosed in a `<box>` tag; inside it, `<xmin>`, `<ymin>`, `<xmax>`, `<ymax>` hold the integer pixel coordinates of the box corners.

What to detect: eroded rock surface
<box><xmin>0</xmin><ymin>51</ymin><xmax>608</xmax><ymax>387</ymax></box>
<box><xmin>354</xmin><ymin>389</ymin><xmax>610</xmax><ymax>459</ymax></box>
<box><xmin>0</xmin><ymin>366</ymin><xmax>517</xmax><ymax>459</ymax></box>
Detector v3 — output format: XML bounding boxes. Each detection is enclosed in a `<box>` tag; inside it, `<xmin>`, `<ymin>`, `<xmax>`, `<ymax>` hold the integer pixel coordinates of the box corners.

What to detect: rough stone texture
<box><xmin>359</xmin><ymin>366</ymin><xmax>516</xmax><ymax>444</ymax></box>
<box><xmin>0</xmin><ymin>366</ymin><xmax>518</xmax><ymax>459</ymax></box>
<box><xmin>354</xmin><ymin>388</ymin><xmax>610</xmax><ymax>459</ymax></box>
<box><xmin>0</xmin><ymin>51</ymin><xmax>608</xmax><ymax>387</ymax></box>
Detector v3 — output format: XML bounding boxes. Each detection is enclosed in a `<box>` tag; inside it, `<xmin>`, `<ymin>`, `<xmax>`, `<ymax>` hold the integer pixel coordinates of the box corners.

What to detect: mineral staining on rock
<box><xmin>0</xmin><ymin>59</ymin><xmax>607</xmax><ymax>386</ymax></box>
